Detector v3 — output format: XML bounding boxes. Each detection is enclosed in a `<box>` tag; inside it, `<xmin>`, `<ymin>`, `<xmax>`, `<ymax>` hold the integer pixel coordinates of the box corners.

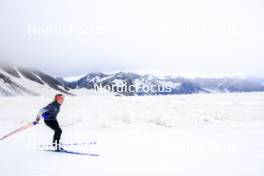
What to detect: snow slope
<box><xmin>0</xmin><ymin>93</ymin><xmax>264</xmax><ymax>176</ymax></box>
<box><xmin>0</xmin><ymin>66</ymin><xmax>70</xmax><ymax>96</ymax></box>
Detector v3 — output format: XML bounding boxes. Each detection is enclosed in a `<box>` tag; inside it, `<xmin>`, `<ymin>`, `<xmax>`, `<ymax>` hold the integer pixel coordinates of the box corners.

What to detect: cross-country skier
<box><xmin>36</xmin><ymin>94</ymin><xmax>65</xmax><ymax>151</ymax></box>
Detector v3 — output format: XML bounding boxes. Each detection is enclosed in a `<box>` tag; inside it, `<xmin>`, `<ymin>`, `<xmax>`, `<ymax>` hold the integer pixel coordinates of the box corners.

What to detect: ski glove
<box><xmin>33</xmin><ymin>121</ymin><xmax>39</xmax><ymax>125</ymax></box>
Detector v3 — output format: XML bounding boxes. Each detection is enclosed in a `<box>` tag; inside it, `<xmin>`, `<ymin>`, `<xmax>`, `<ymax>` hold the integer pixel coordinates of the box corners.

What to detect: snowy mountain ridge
<box><xmin>0</xmin><ymin>65</ymin><xmax>72</xmax><ymax>96</ymax></box>
<box><xmin>1</xmin><ymin>64</ymin><xmax>264</xmax><ymax>96</ymax></box>
<box><xmin>57</xmin><ymin>72</ymin><xmax>205</xmax><ymax>96</ymax></box>
<box><xmin>58</xmin><ymin>72</ymin><xmax>264</xmax><ymax>96</ymax></box>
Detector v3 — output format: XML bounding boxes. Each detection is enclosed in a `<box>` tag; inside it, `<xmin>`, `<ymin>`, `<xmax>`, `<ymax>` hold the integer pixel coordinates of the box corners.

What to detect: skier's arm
<box><xmin>36</xmin><ymin>108</ymin><xmax>49</xmax><ymax>121</ymax></box>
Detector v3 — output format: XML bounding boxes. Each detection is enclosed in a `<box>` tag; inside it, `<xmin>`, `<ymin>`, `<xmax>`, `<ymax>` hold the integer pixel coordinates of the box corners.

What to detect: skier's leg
<box><xmin>44</xmin><ymin>120</ymin><xmax>59</xmax><ymax>145</ymax></box>
<box><xmin>53</xmin><ymin>120</ymin><xmax>62</xmax><ymax>145</ymax></box>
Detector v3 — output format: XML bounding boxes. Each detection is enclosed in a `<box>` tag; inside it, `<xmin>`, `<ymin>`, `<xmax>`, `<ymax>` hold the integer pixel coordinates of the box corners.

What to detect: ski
<box><xmin>38</xmin><ymin>141</ymin><xmax>97</xmax><ymax>148</ymax></box>
<box><xmin>43</xmin><ymin>149</ymin><xmax>100</xmax><ymax>156</ymax></box>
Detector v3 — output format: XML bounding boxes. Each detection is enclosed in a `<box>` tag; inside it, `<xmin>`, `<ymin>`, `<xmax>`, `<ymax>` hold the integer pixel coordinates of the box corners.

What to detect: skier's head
<box><xmin>55</xmin><ymin>94</ymin><xmax>64</xmax><ymax>105</ymax></box>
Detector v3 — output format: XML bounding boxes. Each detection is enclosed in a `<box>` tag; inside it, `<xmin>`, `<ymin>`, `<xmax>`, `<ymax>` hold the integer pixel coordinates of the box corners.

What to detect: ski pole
<box><xmin>0</xmin><ymin>121</ymin><xmax>38</xmax><ymax>141</ymax></box>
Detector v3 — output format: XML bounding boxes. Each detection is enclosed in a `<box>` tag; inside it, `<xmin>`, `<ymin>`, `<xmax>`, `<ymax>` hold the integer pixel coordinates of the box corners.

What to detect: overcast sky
<box><xmin>0</xmin><ymin>0</ymin><xmax>263</xmax><ymax>78</ymax></box>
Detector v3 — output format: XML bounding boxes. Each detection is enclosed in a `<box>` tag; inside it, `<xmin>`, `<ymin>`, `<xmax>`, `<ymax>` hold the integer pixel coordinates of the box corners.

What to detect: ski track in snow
<box><xmin>0</xmin><ymin>92</ymin><xmax>264</xmax><ymax>176</ymax></box>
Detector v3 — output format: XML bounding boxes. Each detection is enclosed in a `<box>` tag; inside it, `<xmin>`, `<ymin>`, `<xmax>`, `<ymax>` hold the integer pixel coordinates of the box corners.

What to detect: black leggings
<box><xmin>44</xmin><ymin>120</ymin><xmax>62</xmax><ymax>144</ymax></box>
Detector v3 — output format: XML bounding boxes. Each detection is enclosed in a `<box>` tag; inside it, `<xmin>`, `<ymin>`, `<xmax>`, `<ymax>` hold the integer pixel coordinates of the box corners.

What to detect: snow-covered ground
<box><xmin>0</xmin><ymin>92</ymin><xmax>264</xmax><ymax>176</ymax></box>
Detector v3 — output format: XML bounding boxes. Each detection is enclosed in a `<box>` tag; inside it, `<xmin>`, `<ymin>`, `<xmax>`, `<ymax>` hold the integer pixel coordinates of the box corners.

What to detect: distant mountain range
<box><xmin>1</xmin><ymin>64</ymin><xmax>264</xmax><ymax>96</ymax></box>
<box><xmin>57</xmin><ymin>71</ymin><xmax>264</xmax><ymax>96</ymax></box>
<box><xmin>57</xmin><ymin>72</ymin><xmax>205</xmax><ymax>96</ymax></box>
